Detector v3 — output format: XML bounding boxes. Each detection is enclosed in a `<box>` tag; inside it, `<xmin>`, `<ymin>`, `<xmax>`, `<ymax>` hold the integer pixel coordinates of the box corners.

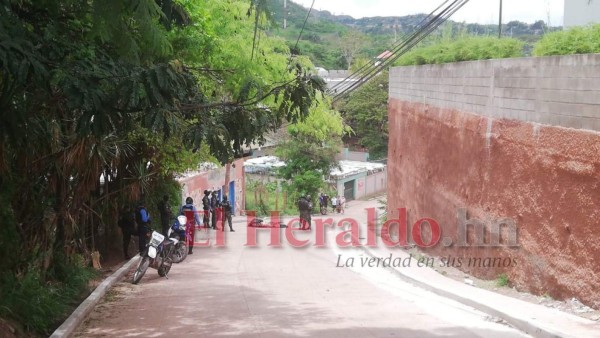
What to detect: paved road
<box><xmin>75</xmin><ymin>199</ymin><xmax>528</xmax><ymax>337</ymax></box>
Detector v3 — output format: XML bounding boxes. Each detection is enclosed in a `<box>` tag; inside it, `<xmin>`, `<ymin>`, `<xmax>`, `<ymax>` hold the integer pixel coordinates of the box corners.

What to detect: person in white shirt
<box><xmin>331</xmin><ymin>196</ymin><xmax>338</xmax><ymax>213</ymax></box>
<box><xmin>339</xmin><ymin>196</ymin><xmax>346</xmax><ymax>214</ymax></box>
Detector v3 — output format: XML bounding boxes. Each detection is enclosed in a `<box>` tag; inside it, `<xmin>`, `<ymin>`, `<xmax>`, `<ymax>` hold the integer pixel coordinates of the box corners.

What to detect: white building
<box><xmin>244</xmin><ymin>156</ymin><xmax>387</xmax><ymax>201</ymax></box>
<box><xmin>564</xmin><ymin>0</ymin><xmax>600</xmax><ymax>28</ymax></box>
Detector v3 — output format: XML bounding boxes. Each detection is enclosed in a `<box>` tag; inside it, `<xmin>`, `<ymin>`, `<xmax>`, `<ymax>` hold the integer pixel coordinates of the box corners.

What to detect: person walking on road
<box><xmin>180</xmin><ymin>197</ymin><xmax>202</xmax><ymax>255</ymax></box>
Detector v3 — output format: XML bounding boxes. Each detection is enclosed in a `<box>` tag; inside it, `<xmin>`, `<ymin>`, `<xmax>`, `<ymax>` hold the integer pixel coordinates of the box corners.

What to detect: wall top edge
<box><xmin>390</xmin><ymin>53</ymin><xmax>600</xmax><ymax>72</ymax></box>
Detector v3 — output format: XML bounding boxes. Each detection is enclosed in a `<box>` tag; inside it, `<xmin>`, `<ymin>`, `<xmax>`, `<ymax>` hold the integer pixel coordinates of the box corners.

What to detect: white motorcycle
<box><xmin>132</xmin><ymin>227</ymin><xmax>179</xmax><ymax>284</ymax></box>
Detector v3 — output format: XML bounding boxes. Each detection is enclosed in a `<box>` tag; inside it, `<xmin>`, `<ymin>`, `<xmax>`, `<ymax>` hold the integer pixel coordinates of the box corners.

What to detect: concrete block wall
<box><xmin>389</xmin><ymin>54</ymin><xmax>600</xmax><ymax>132</ymax></box>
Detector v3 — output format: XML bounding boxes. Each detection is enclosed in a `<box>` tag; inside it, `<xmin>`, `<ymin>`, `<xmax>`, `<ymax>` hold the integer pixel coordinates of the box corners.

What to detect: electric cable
<box><xmin>331</xmin><ymin>0</ymin><xmax>469</xmax><ymax>100</ymax></box>
<box><xmin>329</xmin><ymin>0</ymin><xmax>471</xmax><ymax>102</ymax></box>
<box><xmin>327</xmin><ymin>0</ymin><xmax>452</xmax><ymax>94</ymax></box>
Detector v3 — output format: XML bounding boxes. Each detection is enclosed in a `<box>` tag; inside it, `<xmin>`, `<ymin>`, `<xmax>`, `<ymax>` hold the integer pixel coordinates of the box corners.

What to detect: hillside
<box><xmin>265</xmin><ymin>0</ymin><xmax>558</xmax><ymax>69</ymax></box>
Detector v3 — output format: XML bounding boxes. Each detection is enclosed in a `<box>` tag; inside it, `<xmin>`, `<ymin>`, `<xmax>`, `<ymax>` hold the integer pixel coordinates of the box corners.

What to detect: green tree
<box><xmin>336</xmin><ymin>72</ymin><xmax>389</xmax><ymax>160</ymax></box>
<box><xmin>276</xmin><ymin>98</ymin><xmax>346</xmax><ymax>197</ymax></box>
<box><xmin>0</xmin><ymin>0</ymin><xmax>326</xmax><ymax>333</ymax></box>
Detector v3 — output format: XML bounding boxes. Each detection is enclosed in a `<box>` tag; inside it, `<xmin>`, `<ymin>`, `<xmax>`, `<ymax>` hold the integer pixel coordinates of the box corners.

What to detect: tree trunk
<box><xmin>223</xmin><ymin>162</ymin><xmax>231</xmax><ymax>196</ymax></box>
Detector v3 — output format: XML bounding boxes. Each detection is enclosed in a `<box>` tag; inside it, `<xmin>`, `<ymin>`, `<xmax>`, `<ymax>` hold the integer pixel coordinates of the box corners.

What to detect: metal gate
<box><xmin>343</xmin><ymin>180</ymin><xmax>354</xmax><ymax>201</ymax></box>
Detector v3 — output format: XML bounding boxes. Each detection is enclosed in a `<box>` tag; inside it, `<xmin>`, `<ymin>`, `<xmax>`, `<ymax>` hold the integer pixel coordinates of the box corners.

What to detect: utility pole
<box><xmin>284</xmin><ymin>0</ymin><xmax>287</xmax><ymax>29</ymax></box>
<box><xmin>498</xmin><ymin>0</ymin><xmax>503</xmax><ymax>38</ymax></box>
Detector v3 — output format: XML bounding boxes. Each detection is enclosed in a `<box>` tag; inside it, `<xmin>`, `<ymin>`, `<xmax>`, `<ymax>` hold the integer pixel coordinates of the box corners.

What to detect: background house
<box><xmin>177</xmin><ymin>158</ymin><xmax>245</xmax><ymax>215</ymax></box>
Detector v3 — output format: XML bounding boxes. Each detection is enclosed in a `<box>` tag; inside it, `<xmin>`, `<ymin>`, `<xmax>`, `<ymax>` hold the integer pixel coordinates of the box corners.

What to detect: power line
<box><xmin>327</xmin><ymin>0</ymin><xmax>452</xmax><ymax>95</ymax></box>
<box><xmin>331</xmin><ymin>0</ymin><xmax>470</xmax><ymax>101</ymax></box>
<box><xmin>328</xmin><ymin>0</ymin><xmax>471</xmax><ymax>102</ymax></box>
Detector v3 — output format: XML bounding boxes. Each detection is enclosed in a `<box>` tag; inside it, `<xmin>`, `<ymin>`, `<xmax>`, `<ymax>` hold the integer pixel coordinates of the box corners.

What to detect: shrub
<box><xmin>0</xmin><ymin>256</ymin><xmax>97</xmax><ymax>335</ymax></box>
<box><xmin>396</xmin><ymin>37</ymin><xmax>525</xmax><ymax>66</ymax></box>
<box><xmin>533</xmin><ymin>24</ymin><xmax>600</xmax><ymax>56</ymax></box>
<box><xmin>496</xmin><ymin>273</ymin><xmax>510</xmax><ymax>287</ymax></box>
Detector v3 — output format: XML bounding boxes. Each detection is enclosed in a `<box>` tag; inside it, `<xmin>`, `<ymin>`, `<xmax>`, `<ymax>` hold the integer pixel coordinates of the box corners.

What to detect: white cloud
<box><xmin>291</xmin><ymin>0</ymin><xmax>564</xmax><ymax>25</ymax></box>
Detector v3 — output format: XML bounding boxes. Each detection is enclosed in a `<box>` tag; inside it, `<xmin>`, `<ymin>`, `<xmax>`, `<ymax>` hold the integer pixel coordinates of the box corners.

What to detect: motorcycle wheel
<box><xmin>158</xmin><ymin>253</ymin><xmax>173</xmax><ymax>277</ymax></box>
<box><xmin>173</xmin><ymin>243</ymin><xmax>188</xmax><ymax>263</ymax></box>
<box><xmin>132</xmin><ymin>256</ymin><xmax>150</xmax><ymax>284</ymax></box>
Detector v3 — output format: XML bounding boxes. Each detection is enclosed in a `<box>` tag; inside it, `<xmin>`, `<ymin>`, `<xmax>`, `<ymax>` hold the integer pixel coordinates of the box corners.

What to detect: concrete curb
<box><xmin>357</xmin><ymin>245</ymin><xmax>565</xmax><ymax>338</ymax></box>
<box><xmin>50</xmin><ymin>257</ymin><xmax>139</xmax><ymax>338</ymax></box>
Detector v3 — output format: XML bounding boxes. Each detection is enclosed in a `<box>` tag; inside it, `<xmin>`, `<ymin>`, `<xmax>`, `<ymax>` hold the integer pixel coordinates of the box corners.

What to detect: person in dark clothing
<box><xmin>117</xmin><ymin>206</ymin><xmax>136</xmax><ymax>259</ymax></box>
<box><xmin>157</xmin><ymin>195</ymin><xmax>172</xmax><ymax>237</ymax></box>
<box><xmin>210</xmin><ymin>191</ymin><xmax>218</xmax><ymax>229</ymax></box>
<box><xmin>221</xmin><ymin>195</ymin><xmax>234</xmax><ymax>232</ymax></box>
<box><xmin>298</xmin><ymin>195</ymin><xmax>312</xmax><ymax>230</ymax></box>
<box><xmin>180</xmin><ymin>196</ymin><xmax>202</xmax><ymax>254</ymax></box>
<box><xmin>135</xmin><ymin>200</ymin><xmax>152</xmax><ymax>255</ymax></box>
<box><xmin>202</xmin><ymin>190</ymin><xmax>210</xmax><ymax>228</ymax></box>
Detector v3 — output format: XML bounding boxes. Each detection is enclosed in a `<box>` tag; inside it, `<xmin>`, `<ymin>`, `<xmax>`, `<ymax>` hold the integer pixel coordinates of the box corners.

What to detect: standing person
<box><xmin>339</xmin><ymin>195</ymin><xmax>346</xmax><ymax>214</ymax></box>
<box><xmin>157</xmin><ymin>195</ymin><xmax>172</xmax><ymax>237</ymax></box>
<box><xmin>135</xmin><ymin>200</ymin><xmax>152</xmax><ymax>255</ymax></box>
<box><xmin>202</xmin><ymin>190</ymin><xmax>211</xmax><ymax>228</ymax></box>
<box><xmin>331</xmin><ymin>195</ymin><xmax>338</xmax><ymax>213</ymax></box>
<box><xmin>297</xmin><ymin>195</ymin><xmax>312</xmax><ymax>230</ymax></box>
<box><xmin>117</xmin><ymin>206</ymin><xmax>136</xmax><ymax>260</ymax></box>
<box><xmin>180</xmin><ymin>197</ymin><xmax>202</xmax><ymax>255</ymax></box>
<box><xmin>210</xmin><ymin>190</ymin><xmax>218</xmax><ymax>230</ymax></box>
<box><xmin>221</xmin><ymin>194</ymin><xmax>235</xmax><ymax>232</ymax></box>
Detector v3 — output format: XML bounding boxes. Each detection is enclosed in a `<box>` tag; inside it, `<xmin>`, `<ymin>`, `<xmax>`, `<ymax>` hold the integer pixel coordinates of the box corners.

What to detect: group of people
<box><xmin>118</xmin><ymin>191</ymin><xmax>235</xmax><ymax>259</ymax></box>
<box><xmin>318</xmin><ymin>193</ymin><xmax>346</xmax><ymax>214</ymax></box>
<box><xmin>297</xmin><ymin>192</ymin><xmax>348</xmax><ymax>230</ymax></box>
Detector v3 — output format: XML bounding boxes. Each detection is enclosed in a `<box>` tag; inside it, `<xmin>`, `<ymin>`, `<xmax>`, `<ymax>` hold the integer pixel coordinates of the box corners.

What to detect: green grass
<box><xmin>496</xmin><ymin>273</ymin><xmax>510</xmax><ymax>287</ymax></box>
<box><xmin>245</xmin><ymin>186</ymin><xmax>298</xmax><ymax>216</ymax></box>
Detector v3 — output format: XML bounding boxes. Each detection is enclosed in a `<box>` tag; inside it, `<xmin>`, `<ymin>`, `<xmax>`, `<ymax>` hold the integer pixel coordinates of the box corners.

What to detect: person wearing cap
<box><xmin>135</xmin><ymin>199</ymin><xmax>152</xmax><ymax>255</ymax></box>
<box><xmin>180</xmin><ymin>196</ymin><xmax>201</xmax><ymax>254</ymax></box>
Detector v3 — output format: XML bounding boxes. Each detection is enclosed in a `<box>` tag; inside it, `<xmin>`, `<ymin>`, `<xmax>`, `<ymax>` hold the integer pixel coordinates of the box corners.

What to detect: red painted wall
<box><xmin>178</xmin><ymin>158</ymin><xmax>245</xmax><ymax>215</ymax></box>
<box><xmin>388</xmin><ymin>99</ymin><xmax>600</xmax><ymax>308</ymax></box>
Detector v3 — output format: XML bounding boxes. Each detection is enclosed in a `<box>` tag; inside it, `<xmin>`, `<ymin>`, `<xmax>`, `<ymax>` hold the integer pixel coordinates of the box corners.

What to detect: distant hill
<box><xmin>265</xmin><ymin>0</ymin><xmax>557</xmax><ymax>69</ymax></box>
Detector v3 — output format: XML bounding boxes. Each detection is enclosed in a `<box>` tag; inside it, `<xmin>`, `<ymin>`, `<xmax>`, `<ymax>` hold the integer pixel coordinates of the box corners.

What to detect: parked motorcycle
<box><xmin>132</xmin><ymin>228</ymin><xmax>178</xmax><ymax>284</ymax></box>
<box><xmin>170</xmin><ymin>215</ymin><xmax>188</xmax><ymax>263</ymax></box>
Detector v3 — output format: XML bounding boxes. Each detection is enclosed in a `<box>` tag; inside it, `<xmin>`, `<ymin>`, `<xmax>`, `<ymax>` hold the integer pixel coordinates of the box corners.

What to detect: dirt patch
<box><xmin>73</xmin><ymin>281</ymin><xmax>140</xmax><ymax>337</ymax></box>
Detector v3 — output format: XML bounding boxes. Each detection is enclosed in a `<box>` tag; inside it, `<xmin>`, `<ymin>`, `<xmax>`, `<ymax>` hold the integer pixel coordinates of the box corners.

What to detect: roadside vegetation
<box><xmin>0</xmin><ymin>0</ymin><xmax>327</xmax><ymax>335</ymax></box>
<box><xmin>496</xmin><ymin>273</ymin><xmax>510</xmax><ymax>287</ymax></box>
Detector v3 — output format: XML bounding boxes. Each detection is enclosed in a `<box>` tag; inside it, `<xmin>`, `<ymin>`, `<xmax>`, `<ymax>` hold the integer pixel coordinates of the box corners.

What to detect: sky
<box><xmin>290</xmin><ymin>0</ymin><xmax>565</xmax><ymax>26</ymax></box>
